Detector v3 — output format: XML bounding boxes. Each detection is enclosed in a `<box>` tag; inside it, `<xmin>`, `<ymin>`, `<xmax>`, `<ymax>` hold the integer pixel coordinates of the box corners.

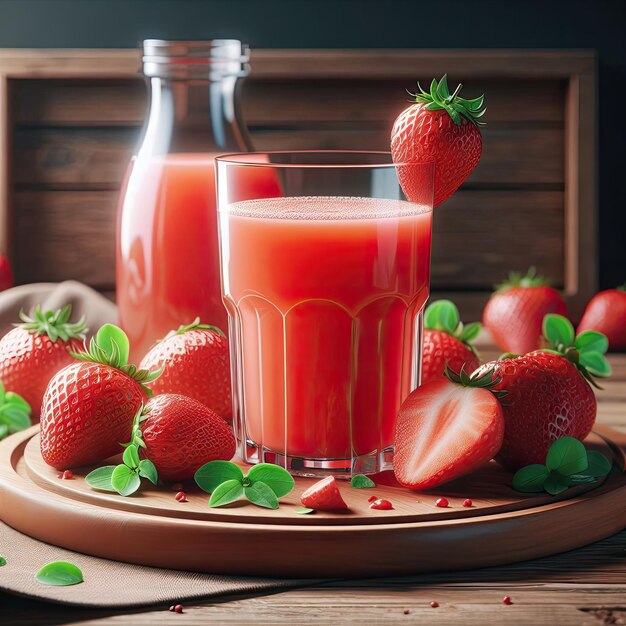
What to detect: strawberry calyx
<box><xmin>408</xmin><ymin>74</ymin><xmax>486</xmax><ymax>127</ymax></box>
<box><xmin>17</xmin><ymin>304</ymin><xmax>87</xmax><ymax>343</ymax></box>
<box><xmin>121</xmin><ymin>405</ymin><xmax>148</xmax><ymax>450</ymax></box>
<box><xmin>494</xmin><ymin>267</ymin><xmax>550</xmax><ymax>293</ymax></box>
<box><xmin>617</xmin><ymin>284</ymin><xmax>626</xmax><ymax>292</ymax></box>
<box><xmin>168</xmin><ymin>317</ymin><xmax>226</xmax><ymax>339</ymax></box>
<box><xmin>70</xmin><ymin>324</ymin><xmax>161</xmax><ymax>395</ymax></box>
<box><xmin>424</xmin><ymin>299</ymin><xmax>481</xmax><ymax>356</ymax></box>
<box><xmin>540</xmin><ymin>313</ymin><xmax>612</xmax><ymax>389</ymax></box>
<box><xmin>0</xmin><ymin>380</ymin><xmax>31</xmax><ymax>441</ymax></box>
<box><xmin>444</xmin><ymin>364</ymin><xmax>508</xmax><ymax>401</ymax></box>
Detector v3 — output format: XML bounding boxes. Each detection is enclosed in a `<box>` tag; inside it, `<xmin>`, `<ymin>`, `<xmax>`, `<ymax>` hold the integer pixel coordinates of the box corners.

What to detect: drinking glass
<box><xmin>217</xmin><ymin>151</ymin><xmax>433</xmax><ymax>476</ymax></box>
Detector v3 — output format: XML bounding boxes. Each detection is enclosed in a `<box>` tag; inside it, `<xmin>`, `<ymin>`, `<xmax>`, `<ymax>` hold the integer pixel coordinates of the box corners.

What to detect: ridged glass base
<box><xmin>240</xmin><ymin>441</ymin><xmax>395</xmax><ymax>478</ymax></box>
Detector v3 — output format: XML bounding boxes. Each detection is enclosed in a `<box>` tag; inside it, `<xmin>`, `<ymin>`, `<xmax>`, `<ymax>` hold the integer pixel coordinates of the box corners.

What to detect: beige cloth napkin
<box><xmin>0</xmin><ymin>282</ymin><xmax>311</xmax><ymax>607</ymax></box>
<box><xmin>0</xmin><ymin>281</ymin><xmax>118</xmax><ymax>336</ymax></box>
<box><xmin>0</xmin><ymin>521</ymin><xmax>308</xmax><ymax>607</ymax></box>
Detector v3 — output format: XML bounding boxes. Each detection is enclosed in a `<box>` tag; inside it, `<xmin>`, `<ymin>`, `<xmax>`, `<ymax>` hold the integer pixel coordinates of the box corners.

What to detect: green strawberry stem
<box><xmin>70</xmin><ymin>324</ymin><xmax>161</xmax><ymax>395</ymax></box>
<box><xmin>541</xmin><ymin>313</ymin><xmax>612</xmax><ymax>388</ymax></box>
<box><xmin>0</xmin><ymin>380</ymin><xmax>31</xmax><ymax>440</ymax></box>
<box><xmin>17</xmin><ymin>304</ymin><xmax>87</xmax><ymax>343</ymax></box>
<box><xmin>444</xmin><ymin>364</ymin><xmax>508</xmax><ymax>401</ymax></box>
<box><xmin>408</xmin><ymin>74</ymin><xmax>486</xmax><ymax>127</ymax></box>
<box><xmin>495</xmin><ymin>267</ymin><xmax>550</xmax><ymax>292</ymax></box>
<box><xmin>424</xmin><ymin>299</ymin><xmax>481</xmax><ymax>356</ymax></box>
<box><xmin>169</xmin><ymin>317</ymin><xmax>225</xmax><ymax>339</ymax></box>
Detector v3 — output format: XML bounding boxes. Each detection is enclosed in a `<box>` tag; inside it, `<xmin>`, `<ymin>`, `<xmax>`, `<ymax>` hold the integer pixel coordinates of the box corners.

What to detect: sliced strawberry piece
<box><xmin>300</xmin><ymin>476</ymin><xmax>349</xmax><ymax>511</ymax></box>
<box><xmin>394</xmin><ymin>368</ymin><xmax>505</xmax><ymax>490</ymax></box>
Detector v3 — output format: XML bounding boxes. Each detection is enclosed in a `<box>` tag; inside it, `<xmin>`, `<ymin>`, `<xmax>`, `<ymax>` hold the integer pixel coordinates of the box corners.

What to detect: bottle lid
<box><xmin>142</xmin><ymin>40</ymin><xmax>250</xmax><ymax>80</ymax></box>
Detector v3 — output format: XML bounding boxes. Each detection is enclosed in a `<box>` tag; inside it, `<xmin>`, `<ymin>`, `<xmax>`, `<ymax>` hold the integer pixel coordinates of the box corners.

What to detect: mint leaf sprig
<box><xmin>85</xmin><ymin>442</ymin><xmax>158</xmax><ymax>497</ymax></box>
<box><xmin>195</xmin><ymin>461</ymin><xmax>295</xmax><ymax>509</ymax></box>
<box><xmin>541</xmin><ymin>314</ymin><xmax>612</xmax><ymax>387</ymax></box>
<box><xmin>512</xmin><ymin>437</ymin><xmax>612</xmax><ymax>495</ymax></box>
<box><xmin>35</xmin><ymin>561</ymin><xmax>83</xmax><ymax>586</ymax></box>
<box><xmin>424</xmin><ymin>299</ymin><xmax>481</xmax><ymax>357</ymax></box>
<box><xmin>0</xmin><ymin>380</ymin><xmax>31</xmax><ymax>441</ymax></box>
<box><xmin>350</xmin><ymin>474</ymin><xmax>376</xmax><ymax>489</ymax></box>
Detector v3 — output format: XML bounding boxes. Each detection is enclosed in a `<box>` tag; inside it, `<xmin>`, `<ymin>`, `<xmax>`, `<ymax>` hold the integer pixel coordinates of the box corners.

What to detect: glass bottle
<box><xmin>116</xmin><ymin>40</ymin><xmax>251</xmax><ymax>361</ymax></box>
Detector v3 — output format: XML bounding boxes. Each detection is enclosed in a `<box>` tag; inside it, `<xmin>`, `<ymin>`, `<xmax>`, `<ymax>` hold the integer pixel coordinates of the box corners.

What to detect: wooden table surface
<box><xmin>2</xmin><ymin>347</ymin><xmax>625</xmax><ymax>626</ymax></box>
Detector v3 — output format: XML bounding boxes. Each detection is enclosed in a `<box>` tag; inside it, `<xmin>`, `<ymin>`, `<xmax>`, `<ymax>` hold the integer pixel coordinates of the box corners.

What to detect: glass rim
<box><xmin>215</xmin><ymin>150</ymin><xmax>433</xmax><ymax>170</ymax></box>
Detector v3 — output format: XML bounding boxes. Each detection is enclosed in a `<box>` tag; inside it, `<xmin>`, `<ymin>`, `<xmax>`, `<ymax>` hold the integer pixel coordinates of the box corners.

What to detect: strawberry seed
<box><xmin>174</xmin><ymin>604</ymin><xmax>184</xmax><ymax>613</ymax></box>
<box><xmin>503</xmin><ymin>596</ymin><xmax>513</xmax><ymax>605</ymax></box>
<box><xmin>370</xmin><ymin>498</ymin><xmax>393</xmax><ymax>510</ymax></box>
<box><xmin>367</xmin><ymin>495</ymin><xmax>379</xmax><ymax>503</ymax></box>
<box><xmin>435</xmin><ymin>497</ymin><xmax>449</xmax><ymax>508</ymax></box>
<box><xmin>431</xmin><ymin>601</ymin><xmax>439</xmax><ymax>608</ymax></box>
<box><xmin>63</xmin><ymin>470</ymin><xmax>74</xmax><ymax>480</ymax></box>
<box><xmin>175</xmin><ymin>491</ymin><xmax>187</xmax><ymax>503</ymax></box>
<box><xmin>463</xmin><ymin>498</ymin><xmax>473</xmax><ymax>507</ymax></box>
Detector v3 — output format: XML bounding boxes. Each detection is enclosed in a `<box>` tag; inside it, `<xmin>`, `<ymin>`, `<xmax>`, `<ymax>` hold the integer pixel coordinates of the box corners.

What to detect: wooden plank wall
<box><xmin>1</xmin><ymin>50</ymin><xmax>596</xmax><ymax>319</ymax></box>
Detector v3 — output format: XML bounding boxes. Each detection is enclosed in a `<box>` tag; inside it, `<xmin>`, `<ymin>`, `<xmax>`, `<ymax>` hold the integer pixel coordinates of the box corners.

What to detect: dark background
<box><xmin>0</xmin><ymin>0</ymin><xmax>624</xmax><ymax>289</ymax></box>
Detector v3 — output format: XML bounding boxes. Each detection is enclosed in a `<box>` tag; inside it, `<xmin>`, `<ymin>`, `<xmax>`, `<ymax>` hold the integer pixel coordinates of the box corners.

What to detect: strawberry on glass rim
<box><xmin>40</xmin><ymin>324</ymin><xmax>160</xmax><ymax>470</ymax></box>
<box><xmin>0</xmin><ymin>305</ymin><xmax>87</xmax><ymax>418</ymax></box>
<box><xmin>394</xmin><ymin>365</ymin><xmax>506</xmax><ymax>491</ymax></box>
<box><xmin>391</xmin><ymin>74</ymin><xmax>485</xmax><ymax>206</ymax></box>
<box><xmin>483</xmin><ymin>267</ymin><xmax>567</xmax><ymax>355</ymax></box>
<box><xmin>476</xmin><ymin>314</ymin><xmax>611</xmax><ymax>470</ymax></box>
<box><xmin>422</xmin><ymin>299</ymin><xmax>481</xmax><ymax>383</ymax></box>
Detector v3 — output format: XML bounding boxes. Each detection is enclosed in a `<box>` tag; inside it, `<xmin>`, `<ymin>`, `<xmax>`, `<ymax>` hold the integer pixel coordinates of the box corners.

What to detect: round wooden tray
<box><xmin>1</xmin><ymin>426</ymin><xmax>625</xmax><ymax>577</ymax></box>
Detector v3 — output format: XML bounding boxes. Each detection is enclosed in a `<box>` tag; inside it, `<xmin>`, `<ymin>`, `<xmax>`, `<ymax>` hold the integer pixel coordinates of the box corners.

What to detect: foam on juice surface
<box><xmin>225</xmin><ymin>196</ymin><xmax>431</xmax><ymax>221</ymax></box>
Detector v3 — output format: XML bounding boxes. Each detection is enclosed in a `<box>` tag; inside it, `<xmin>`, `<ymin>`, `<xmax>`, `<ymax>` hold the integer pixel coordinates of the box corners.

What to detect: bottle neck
<box><xmin>139</xmin><ymin>76</ymin><xmax>251</xmax><ymax>158</ymax></box>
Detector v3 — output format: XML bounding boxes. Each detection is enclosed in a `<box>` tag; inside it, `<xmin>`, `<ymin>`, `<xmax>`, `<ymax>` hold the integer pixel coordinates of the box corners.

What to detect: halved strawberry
<box><xmin>394</xmin><ymin>366</ymin><xmax>505</xmax><ymax>490</ymax></box>
<box><xmin>300</xmin><ymin>476</ymin><xmax>349</xmax><ymax>511</ymax></box>
<box><xmin>422</xmin><ymin>300</ymin><xmax>480</xmax><ymax>383</ymax></box>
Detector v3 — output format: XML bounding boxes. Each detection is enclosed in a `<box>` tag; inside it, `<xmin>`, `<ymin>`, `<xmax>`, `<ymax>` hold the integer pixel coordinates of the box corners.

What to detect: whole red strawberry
<box><xmin>135</xmin><ymin>393</ymin><xmax>236</xmax><ymax>481</ymax></box>
<box><xmin>483</xmin><ymin>268</ymin><xmax>567</xmax><ymax>355</ymax></box>
<box><xmin>422</xmin><ymin>299</ymin><xmax>480</xmax><ymax>383</ymax></box>
<box><xmin>0</xmin><ymin>305</ymin><xmax>87</xmax><ymax>418</ymax></box>
<box><xmin>0</xmin><ymin>251</ymin><xmax>12</xmax><ymax>292</ymax></box>
<box><xmin>578</xmin><ymin>285</ymin><xmax>626</xmax><ymax>351</ymax></box>
<box><xmin>391</xmin><ymin>75</ymin><xmax>485</xmax><ymax>206</ymax></box>
<box><xmin>476</xmin><ymin>314</ymin><xmax>611</xmax><ymax>470</ymax></box>
<box><xmin>394</xmin><ymin>366</ymin><xmax>505</xmax><ymax>490</ymax></box>
<box><xmin>40</xmin><ymin>324</ymin><xmax>158</xmax><ymax>469</ymax></box>
<box><xmin>140</xmin><ymin>318</ymin><xmax>231</xmax><ymax>419</ymax></box>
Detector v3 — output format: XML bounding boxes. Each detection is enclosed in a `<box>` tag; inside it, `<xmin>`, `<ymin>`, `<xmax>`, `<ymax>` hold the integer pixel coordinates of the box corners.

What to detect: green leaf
<box><xmin>546</xmin><ymin>437</ymin><xmax>588</xmax><ymax>475</ymax></box>
<box><xmin>0</xmin><ymin>424</ymin><xmax>8</xmax><ymax>440</ymax></box>
<box><xmin>350</xmin><ymin>474</ymin><xmax>376</xmax><ymax>489</ymax></box>
<box><xmin>575</xmin><ymin>331</ymin><xmax>609</xmax><ymax>355</ymax></box>
<box><xmin>209</xmin><ymin>479</ymin><xmax>244</xmax><ymax>507</ymax></box>
<box><xmin>579</xmin><ymin>351</ymin><xmax>613</xmax><ymax>377</ymax></box>
<box><xmin>85</xmin><ymin>466</ymin><xmax>117</xmax><ymax>492</ymax></box>
<box><xmin>4</xmin><ymin>392</ymin><xmax>31</xmax><ymax>412</ymax></box>
<box><xmin>512</xmin><ymin>464</ymin><xmax>549</xmax><ymax>492</ymax></box>
<box><xmin>35</xmin><ymin>561</ymin><xmax>84</xmax><ymax>586</ymax></box>
<box><xmin>460</xmin><ymin>321</ymin><xmax>481</xmax><ymax>342</ymax></box>
<box><xmin>244</xmin><ymin>481</ymin><xmax>279</xmax><ymax>509</ymax></box>
<box><xmin>585</xmin><ymin>450</ymin><xmax>612</xmax><ymax>477</ymax></box>
<box><xmin>138</xmin><ymin>459</ymin><xmax>158</xmax><ymax>485</ymax></box>
<box><xmin>111</xmin><ymin>464</ymin><xmax>141</xmax><ymax>496</ymax></box>
<box><xmin>95</xmin><ymin>324</ymin><xmax>130</xmax><ymax>367</ymax></box>
<box><xmin>424</xmin><ymin>300</ymin><xmax>460</xmax><ymax>333</ymax></box>
<box><xmin>543</xmin><ymin>314</ymin><xmax>575</xmax><ymax>348</ymax></box>
<box><xmin>0</xmin><ymin>556</ymin><xmax>6</xmax><ymax>566</ymax></box>
<box><xmin>544</xmin><ymin>472</ymin><xmax>570</xmax><ymax>495</ymax></box>
<box><xmin>195</xmin><ymin>461</ymin><xmax>244</xmax><ymax>494</ymax></box>
<box><xmin>122</xmin><ymin>444</ymin><xmax>140</xmax><ymax>469</ymax></box>
<box><xmin>246</xmin><ymin>463</ymin><xmax>294</xmax><ymax>498</ymax></box>
<box><xmin>294</xmin><ymin>507</ymin><xmax>315</xmax><ymax>515</ymax></box>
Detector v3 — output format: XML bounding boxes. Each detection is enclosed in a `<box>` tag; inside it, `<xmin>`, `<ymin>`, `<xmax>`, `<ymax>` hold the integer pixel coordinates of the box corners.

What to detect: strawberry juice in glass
<box><xmin>217</xmin><ymin>152</ymin><xmax>433</xmax><ymax>476</ymax></box>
